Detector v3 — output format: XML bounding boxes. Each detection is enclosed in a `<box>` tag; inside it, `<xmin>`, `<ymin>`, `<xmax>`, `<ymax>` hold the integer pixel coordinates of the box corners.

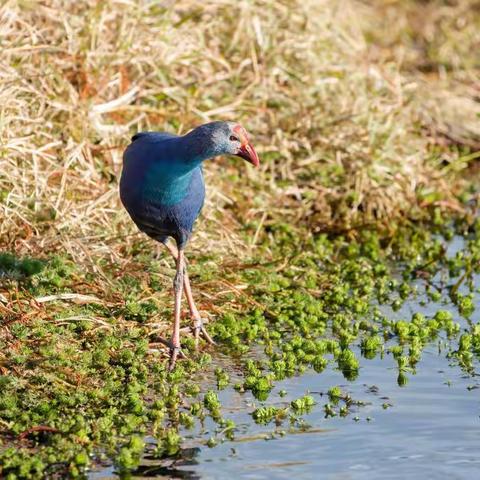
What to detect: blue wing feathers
<box><xmin>120</xmin><ymin>131</ymin><xmax>206</xmax><ymax>248</ymax></box>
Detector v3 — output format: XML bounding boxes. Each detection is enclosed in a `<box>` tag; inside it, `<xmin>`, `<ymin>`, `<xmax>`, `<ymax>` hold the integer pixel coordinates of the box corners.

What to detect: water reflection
<box><xmin>91</xmin><ymin>447</ymin><xmax>202</xmax><ymax>479</ymax></box>
<box><xmin>132</xmin><ymin>447</ymin><xmax>201</xmax><ymax>480</ymax></box>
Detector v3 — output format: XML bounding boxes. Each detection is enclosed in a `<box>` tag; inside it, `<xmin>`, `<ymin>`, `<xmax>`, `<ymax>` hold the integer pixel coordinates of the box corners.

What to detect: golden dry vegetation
<box><xmin>1</xmin><ymin>0</ymin><xmax>479</xmax><ymax>260</ymax></box>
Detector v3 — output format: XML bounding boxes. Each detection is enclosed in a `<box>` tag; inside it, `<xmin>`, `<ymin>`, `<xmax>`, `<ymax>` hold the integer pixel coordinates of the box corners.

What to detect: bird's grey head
<box><xmin>187</xmin><ymin>121</ymin><xmax>259</xmax><ymax>167</ymax></box>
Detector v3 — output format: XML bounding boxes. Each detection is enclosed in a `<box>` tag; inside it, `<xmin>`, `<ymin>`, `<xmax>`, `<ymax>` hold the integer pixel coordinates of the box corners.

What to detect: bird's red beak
<box><xmin>236</xmin><ymin>142</ymin><xmax>259</xmax><ymax>167</ymax></box>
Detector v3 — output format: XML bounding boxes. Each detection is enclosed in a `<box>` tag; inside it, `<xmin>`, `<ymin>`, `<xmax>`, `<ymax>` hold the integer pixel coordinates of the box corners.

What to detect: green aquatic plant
<box><xmin>203</xmin><ymin>390</ymin><xmax>222</xmax><ymax>420</ymax></box>
<box><xmin>361</xmin><ymin>335</ymin><xmax>383</xmax><ymax>358</ymax></box>
<box><xmin>327</xmin><ymin>386</ymin><xmax>343</xmax><ymax>402</ymax></box>
<box><xmin>252</xmin><ymin>406</ymin><xmax>281</xmax><ymax>425</ymax></box>
<box><xmin>116</xmin><ymin>436</ymin><xmax>145</xmax><ymax>473</ymax></box>
<box><xmin>337</xmin><ymin>349</ymin><xmax>360</xmax><ymax>379</ymax></box>
<box><xmin>455</xmin><ymin>293</ymin><xmax>475</xmax><ymax>317</ymax></box>
<box><xmin>291</xmin><ymin>395</ymin><xmax>316</xmax><ymax>413</ymax></box>
<box><xmin>154</xmin><ymin>429</ymin><xmax>181</xmax><ymax>458</ymax></box>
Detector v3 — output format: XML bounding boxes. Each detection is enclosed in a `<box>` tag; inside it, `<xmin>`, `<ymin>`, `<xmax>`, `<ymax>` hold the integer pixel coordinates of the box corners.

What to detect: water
<box><xmin>92</xmin><ymin>237</ymin><xmax>480</xmax><ymax>479</ymax></box>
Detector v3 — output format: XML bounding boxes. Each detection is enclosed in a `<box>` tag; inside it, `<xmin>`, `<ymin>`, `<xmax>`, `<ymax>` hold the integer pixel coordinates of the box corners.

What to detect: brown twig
<box><xmin>18</xmin><ymin>426</ymin><xmax>59</xmax><ymax>441</ymax></box>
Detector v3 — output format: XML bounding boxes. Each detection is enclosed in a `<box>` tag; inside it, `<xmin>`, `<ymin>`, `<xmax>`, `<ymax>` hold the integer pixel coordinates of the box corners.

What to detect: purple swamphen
<box><xmin>120</xmin><ymin>121</ymin><xmax>259</xmax><ymax>369</ymax></box>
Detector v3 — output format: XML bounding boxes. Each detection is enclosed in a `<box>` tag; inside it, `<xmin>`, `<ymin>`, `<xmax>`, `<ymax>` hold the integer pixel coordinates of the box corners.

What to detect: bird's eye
<box><xmin>229</xmin><ymin>135</ymin><xmax>239</xmax><ymax>142</ymax></box>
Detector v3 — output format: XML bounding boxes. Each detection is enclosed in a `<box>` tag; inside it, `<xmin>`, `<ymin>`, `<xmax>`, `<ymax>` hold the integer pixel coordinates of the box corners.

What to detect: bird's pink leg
<box><xmin>164</xmin><ymin>242</ymin><xmax>216</xmax><ymax>348</ymax></box>
<box><xmin>183</xmin><ymin>270</ymin><xmax>216</xmax><ymax>348</ymax></box>
<box><xmin>169</xmin><ymin>248</ymin><xmax>186</xmax><ymax>370</ymax></box>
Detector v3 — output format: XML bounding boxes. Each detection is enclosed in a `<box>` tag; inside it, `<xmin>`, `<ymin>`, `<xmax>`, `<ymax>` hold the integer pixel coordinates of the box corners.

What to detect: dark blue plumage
<box><xmin>119</xmin><ymin>121</ymin><xmax>259</xmax><ymax>369</ymax></box>
<box><xmin>120</xmin><ymin>131</ymin><xmax>206</xmax><ymax>248</ymax></box>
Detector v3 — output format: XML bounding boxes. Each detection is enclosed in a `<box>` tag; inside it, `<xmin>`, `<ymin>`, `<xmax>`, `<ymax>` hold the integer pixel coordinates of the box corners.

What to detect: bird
<box><xmin>120</xmin><ymin>121</ymin><xmax>259</xmax><ymax>369</ymax></box>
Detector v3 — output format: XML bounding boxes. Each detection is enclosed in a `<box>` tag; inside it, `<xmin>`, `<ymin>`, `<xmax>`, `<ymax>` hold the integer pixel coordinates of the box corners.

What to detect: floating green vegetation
<box><xmin>290</xmin><ymin>395</ymin><xmax>316</xmax><ymax>413</ymax></box>
<box><xmin>252</xmin><ymin>406</ymin><xmax>284</xmax><ymax>425</ymax></box>
<box><xmin>2</xmin><ymin>215</ymin><xmax>480</xmax><ymax>477</ymax></box>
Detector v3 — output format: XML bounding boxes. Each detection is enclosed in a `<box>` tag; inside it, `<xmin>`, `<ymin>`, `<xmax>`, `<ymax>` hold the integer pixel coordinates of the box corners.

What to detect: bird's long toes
<box><xmin>157</xmin><ymin>338</ymin><xmax>187</xmax><ymax>370</ymax></box>
<box><xmin>168</xmin><ymin>346</ymin><xmax>187</xmax><ymax>371</ymax></box>
<box><xmin>200</xmin><ymin>327</ymin><xmax>216</xmax><ymax>346</ymax></box>
<box><xmin>192</xmin><ymin>320</ymin><xmax>216</xmax><ymax>348</ymax></box>
<box><xmin>168</xmin><ymin>352</ymin><xmax>177</xmax><ymax>371</ymax></box>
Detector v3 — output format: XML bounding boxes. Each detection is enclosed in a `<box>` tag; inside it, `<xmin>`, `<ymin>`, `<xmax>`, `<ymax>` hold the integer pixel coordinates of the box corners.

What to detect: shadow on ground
<box><xmin>0</xmin><ymin>252</ymin><xmax>44</xmax><ymax>280</ymax></box>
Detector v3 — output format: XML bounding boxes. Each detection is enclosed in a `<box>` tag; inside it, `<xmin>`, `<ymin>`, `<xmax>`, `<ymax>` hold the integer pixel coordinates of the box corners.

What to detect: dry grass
<box><xmin>0</xmin><ymin>0</ymin><xmax>479</xmax><ymax>265</ymax></box>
